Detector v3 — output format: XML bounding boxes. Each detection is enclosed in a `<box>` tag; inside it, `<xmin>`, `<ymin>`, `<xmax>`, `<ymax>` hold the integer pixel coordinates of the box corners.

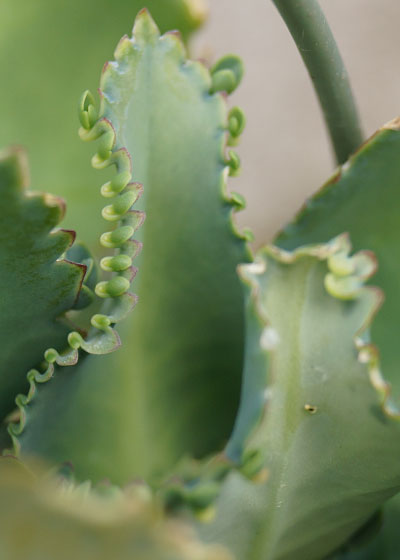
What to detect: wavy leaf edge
<box><xmin>0</xmin><ymin>456</ymin><xmax>233</xmax><ymax>560</ymax></box>
<box><xmin>5</xmin><ymin>69</ymin><xmax>146</xmax><ymax>456</ymax></box>
<box><xmin>234</xmin><ymin>231</ymin><xmax>400</xmax><ymax>464</ymax></box>
<box><xmin>5</xmin><ymin>8</ymin><xmax>252</xmax><ymax>493</ymax></box>
<box><xmin>0</xmin><ymin>144</ymin><xmax>88</xmax><ymax>420</ymax></box>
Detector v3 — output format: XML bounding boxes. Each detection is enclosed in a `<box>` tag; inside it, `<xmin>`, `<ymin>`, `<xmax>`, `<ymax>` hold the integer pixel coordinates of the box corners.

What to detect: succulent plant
<box><xmin>2</xmin><ymin>2</ymin><xmax>400</xmax><ymax>559</ymax></box>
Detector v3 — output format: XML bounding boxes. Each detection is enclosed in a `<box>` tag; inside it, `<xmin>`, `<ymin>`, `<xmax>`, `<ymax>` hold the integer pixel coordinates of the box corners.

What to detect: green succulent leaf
<box><xmin>0</xmin><ymin>0</ymin><xmax>207</xmax><ymax>249</ymax></box>
<box><xmin>276</xmin><ymin>119</ymin><xmax>400</xmax><ymax>414</ymax></box>
<box><xmin>0</xmin><ymin>147</ymin><xmax>85</xmax><ymax>421</ymax></box>
<box><xmin>16</xmin><ymin>10</ymin><xmax>250</xmax><ymax>486</ymax></box>
<box><xmin>210</xmin><ymin>55</ymin><xmax>244</xmax><ymax>95</ymax></box>
<box><xmin>66</xmin><ymin>242</ymin><xmax>99</xmax><ymax>312</ymax></box>
<box><xmin>0</xmin><ymin>458</ymin><xmax>231</xmax><ymax>560</ymax></box>
<box><xmin>201</xmin><ymin>236</ymin><xmax>400</xmax><ymax>560</ymax></box>
<box><xmin>330</xmin><ymin>496</ymin><xmax>400</xmax><ymax>559</ymax></box>
<box><xmin>7</xmin><ymin>114</ymin><xmax>144</xmax><ymax>458</ymax></box>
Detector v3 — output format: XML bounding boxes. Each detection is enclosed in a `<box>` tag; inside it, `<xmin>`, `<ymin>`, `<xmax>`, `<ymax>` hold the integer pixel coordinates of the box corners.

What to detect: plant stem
<box><xmin>272</xmin><ymin>0</ymin><xmax>363</xmax><ymax>164</ymax></box>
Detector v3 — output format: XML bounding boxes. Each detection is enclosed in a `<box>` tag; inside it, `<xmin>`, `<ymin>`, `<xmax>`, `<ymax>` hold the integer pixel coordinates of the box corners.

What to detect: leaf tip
<box><xmin>0</xmin><ymin>145</ymin><xmax>30</xmax><ymax>191</ymax></box>
<box><xmin>132</xmin><ymin>8</ymin><xmax>160</xmax><ymax>42</ymax></box>
<box><xmin>114</xmin><ymin>34</ymin><xmax>136</xmax><ymax>63</ymax></box>
<box><xmin>58</xmin><ymin>228</ymin><xmax>77</xmax><ymax>249</ymax></box>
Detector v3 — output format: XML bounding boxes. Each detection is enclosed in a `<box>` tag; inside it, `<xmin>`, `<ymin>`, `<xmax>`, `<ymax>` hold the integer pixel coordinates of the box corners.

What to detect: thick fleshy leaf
<box><xmin>17</xmin><ymin>10</ymin><xmax>250</xmax><ymax>485</ymax></box>
<box><xmin>330</xmin><ymin>496</ymin><xmax>400</xmax><ymax>559</ymax></box>
<box><xmin>0</xmin><ymin>458</ymin><xmax>231</xmax><ymax>560</ymax></box>
<box><xmin>276</xmin><ymin>120</ymin><xmax>400</xmax><ymax>412</ymax></box>
<box><xmin>0</xmin><ymin>147</ymin><xmax>84</xmax><ymax>420</ymax></box>
<box><xmin>201</xmin><ymin>237</ymin><xmax>400</xmax><ymax>560</ymax></box>
<box><xmin>66</xmin><ymin>242</ymin><xmax>99</xmax><ymax>312</ymax></box>
<box><xmin>0</xmin><ymin>1</ymin><xmax>208</xmax><ymax>248</ymax></box>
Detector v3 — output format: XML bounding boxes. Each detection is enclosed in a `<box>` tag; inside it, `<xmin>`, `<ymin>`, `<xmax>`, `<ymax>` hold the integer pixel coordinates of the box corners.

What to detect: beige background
<box><xmin>193</xmin><ymin>1</ymin><xmax>400</xmax><ymax>245</ymax></box>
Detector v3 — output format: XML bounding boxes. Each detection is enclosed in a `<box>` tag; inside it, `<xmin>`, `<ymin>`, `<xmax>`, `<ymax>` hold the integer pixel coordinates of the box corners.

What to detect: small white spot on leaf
<box><xmin>263</xmin><ymin>387</ymin><xmax>273</xmax><ymax>402</ymax></box>
<box><xmin>260</xmin><ymin>327</ymin><xmax>280</xmax><ymax>350</ymax></box>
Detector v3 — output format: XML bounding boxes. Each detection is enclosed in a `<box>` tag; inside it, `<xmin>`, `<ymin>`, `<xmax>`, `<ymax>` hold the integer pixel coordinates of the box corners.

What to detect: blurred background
<box><xmin>196</xmin><ymin>0</ymin><xmax>400</xmax><ymax>245</ymax></box>
<box><xmin>2</xmin><ymin>1</ymin><xmax>399</xmax><ymax>248</ymax></box>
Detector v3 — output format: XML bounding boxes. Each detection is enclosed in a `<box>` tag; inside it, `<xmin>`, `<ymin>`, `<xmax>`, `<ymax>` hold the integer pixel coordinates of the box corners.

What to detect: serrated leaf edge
<box><xmin>100</xmin><ymin>8</ymin><xmax>252</xmax><ymax>246</ymax></box>
<box><xmin>6</xmin><ymin>9</ymin><xmax>252</xmax><ymax>470</ymax></box>
<box><xmin>233</xmin><ymin>233</ymin><xmax>400</xmax><ymax>464</ymax></box>
<box><xmin>6</xmin><ymin>99</ymin><xmax>144</xmax><ymax>457</ymax></box>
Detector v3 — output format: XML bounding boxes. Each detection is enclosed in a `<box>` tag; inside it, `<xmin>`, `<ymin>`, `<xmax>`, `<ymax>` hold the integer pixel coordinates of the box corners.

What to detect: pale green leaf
<box><xmin>17</xmin><ymin>10</ymin><xmax>250</xmax><ymax>485</ymax></box>
<box><xmin>0</xmin><ymin>0</ymin><xmax>207</xmax><ymax>248</ymax></box>
<box><xmin>202</xmin><ymin>237</ymin><xmax>400</xmax><ymax>560</ymax></box>
<box><xmin>276</xmin><ymin>120</ymin><xmax>400</xmax><ymax>412</ymax></box>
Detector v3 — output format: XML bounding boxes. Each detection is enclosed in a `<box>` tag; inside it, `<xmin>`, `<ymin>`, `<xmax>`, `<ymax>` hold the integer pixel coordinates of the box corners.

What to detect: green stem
<box><xmin>272</xmin><ymin>0</ymin><xmax>363</xmax><ymax>164</ymax></box>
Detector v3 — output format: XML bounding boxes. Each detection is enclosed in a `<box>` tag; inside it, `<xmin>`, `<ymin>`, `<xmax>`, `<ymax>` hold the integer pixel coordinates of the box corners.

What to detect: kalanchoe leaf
<box><xmin>201</xmin><ymin>236</ymin><xmax>400</xmax><ymax>560</ymax></box>
<box><xmin>66</xmin><ymin>242</ymin><xmax>99</xmax><ymax>311</ymax></box>
<box><xmin>0</xmin><ymin>147</ymin><xmax>85</xmax><ymax>422</ymax></box>
<box><xmin>330</xmin><ymin>496</ymin><xmax>400</xmax><ymax>559</ymax></box>
<box><xmin>276</xmin><ymin>119</ymin><xmax>400</xmax><ymax>414</ymax></box>
<box><xmin>0</xmin><ymin>457</ymin><xmax>231</xmax><ymax>560</ymax></box>
<box><xmin>7</xmin><ymin>102</ymin><xmax>144</xmax><ymax>458</ymax></box>
<box><xmin>210</xmin><ymin>55</ymin><xmax>244</xmax><ymax>94</ymax></box>
<box><xmin>0</xmin><ymin>0</ymin><xmax>208</xmax><ymax>248</ymax></box>
<box><xmin>14</xmin><ymin>9</ymin><xmax>250</xmax><ymax>486</ymax></box>
<box><xmin>227</xmin><ymin>107</ymin><xmax>246</xmax><ymax>147</ymax></box>
<box><xmin>159</xmin><ymin>453</ymin><xmax>239</xmax><ymax>521</ymax></box>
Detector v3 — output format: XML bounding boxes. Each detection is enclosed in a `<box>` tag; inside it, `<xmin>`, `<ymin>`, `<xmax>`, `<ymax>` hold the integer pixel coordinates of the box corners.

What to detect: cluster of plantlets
<box><xmin>2</xmin><ymin>1</ymin><xmax>400</xmax><ymax>559</ymax></box>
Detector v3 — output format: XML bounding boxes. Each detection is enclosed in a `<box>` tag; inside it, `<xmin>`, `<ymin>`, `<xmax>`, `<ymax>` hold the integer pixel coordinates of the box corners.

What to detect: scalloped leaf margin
<box><xmin>0</xmin><ymin>146</ymin><xmax>87</xmax><ymax>422</ymax></box>
<box><xmin>8</xmin><ymin>8</ymin><xmax>254</xmax><ymax>487</ymax></box>
<box><xmin>6</xmin><ymin>86</ymin><xmax>146</xmax><ymax>455</ymax></box>
<box><xmin>201</xmin><ymin>235</ymin><xmax>400</xmax><ymax>560</ymax></box>
<box><xmin>0</xmin><ymin>456</ymin><xmax>232</xmax><ymax>560</ymax></box>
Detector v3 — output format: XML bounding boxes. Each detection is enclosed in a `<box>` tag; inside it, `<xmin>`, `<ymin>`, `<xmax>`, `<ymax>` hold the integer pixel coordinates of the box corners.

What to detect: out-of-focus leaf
<box><xmin>0</xmin><ymin>458</ymin><xmax>231</xmax><ymax>560</ymax></box>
